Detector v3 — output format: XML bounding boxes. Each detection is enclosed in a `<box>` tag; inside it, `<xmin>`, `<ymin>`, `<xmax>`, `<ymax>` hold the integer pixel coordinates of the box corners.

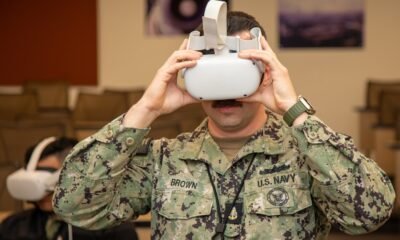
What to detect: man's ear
<box><xmin>260</xmin><ymin>73</ymin><xmax>265</xmax><ymax>85</ymax></box>
<box><xmin>262</xmin><ymin>65</ymin><xmax>272</xmax><ymax>85</ymax></box>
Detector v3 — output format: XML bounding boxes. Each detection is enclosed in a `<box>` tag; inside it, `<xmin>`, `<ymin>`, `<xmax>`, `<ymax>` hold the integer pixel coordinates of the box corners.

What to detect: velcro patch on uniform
<box><xmin>248</xmin><ymin>171</ymin><xmax>309</xmax><ymax>189</ymax></box>
<box><xmin>257</xmin><ymin>172</ymin><xmax>297</xmax><ymax>187</ymax></box>
<box><xmin>266</xmin><ymin>187</ymin><xmax>289</xmax><ymax>207</ymax></box>
<box><xmin>136</xmin><ymin>138</ymin><xmax>152</xmax><ymax>155</ymax></box>
<box><xmin>225</xmin><ymin>202</ymin><xmax>243</xmax><ymax>224</ymax></box>
<box><xmin>170</xmin><ymin>178</ymin><xmax>198</xmax><ymax>190</ymax></box>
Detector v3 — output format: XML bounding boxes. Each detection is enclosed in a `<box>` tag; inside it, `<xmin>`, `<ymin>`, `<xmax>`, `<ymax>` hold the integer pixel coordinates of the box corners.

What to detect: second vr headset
<box><xmin>6</xmin><ymin>137</ymin><xmax>61</xmax><ymax>201</ymax></box>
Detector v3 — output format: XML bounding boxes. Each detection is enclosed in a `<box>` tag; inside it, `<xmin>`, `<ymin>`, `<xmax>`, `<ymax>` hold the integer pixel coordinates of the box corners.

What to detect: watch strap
<box><xmin>283</xmin><ymin>101</ymin><xmax>308</xmax><ymax>126</ymax></box>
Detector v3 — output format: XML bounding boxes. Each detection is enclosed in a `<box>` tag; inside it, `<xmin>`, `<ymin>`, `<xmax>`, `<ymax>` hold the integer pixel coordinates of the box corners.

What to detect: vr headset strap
<box><xmin>187</xmin><ymin>1</ymin><xmax>262</xmax><ymax>53</ymax></box>
<box><xmin>225</xmin><ymin>28</ymin><xmax>262</xmax><ymax>51</ymax></box>
<box><xmin>26</xmin><ymin>137</ymin><xmax>57</xmax><ymax>172</ymax></box>
<box><xmin>202</xmin><ymin>0</ymin><xmax>227</xmax><ymax>51</ymax></box>
<box><xmin>187</xmin><ymin>31</ymin><xmax>206</xmax><ymax>50</ymax></box>
<box><xmin>188</xmin><ymin>32</ymin><xmax>261</xmax><ymax>52</ymax></box>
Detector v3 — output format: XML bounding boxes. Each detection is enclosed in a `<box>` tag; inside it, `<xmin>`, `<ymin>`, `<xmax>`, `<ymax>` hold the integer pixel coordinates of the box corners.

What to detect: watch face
<box><xmin>299</xmin><ymin>97</ymin><xmax>316</xmax><ymax>114</ymax></box>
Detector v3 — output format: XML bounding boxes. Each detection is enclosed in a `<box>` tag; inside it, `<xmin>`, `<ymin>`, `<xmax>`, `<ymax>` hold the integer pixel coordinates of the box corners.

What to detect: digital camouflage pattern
<box><xmin>53</xmin><ymin>113</ymin><xmax>395</xmax><ymax>240</ymax></box>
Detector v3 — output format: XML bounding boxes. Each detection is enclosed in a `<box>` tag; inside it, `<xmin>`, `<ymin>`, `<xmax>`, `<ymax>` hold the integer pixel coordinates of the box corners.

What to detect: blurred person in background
<box><xmin>0</xmin><ymin>137</ymin><xmax>139</xmax><ymax>240</ymax></box>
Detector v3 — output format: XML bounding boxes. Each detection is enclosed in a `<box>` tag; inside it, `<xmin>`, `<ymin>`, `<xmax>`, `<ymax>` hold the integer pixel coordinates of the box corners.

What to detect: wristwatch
<box><xmin>283</xmin><ymin>96</ymin><xmax>316</xmax><ymax>126</ymax></box>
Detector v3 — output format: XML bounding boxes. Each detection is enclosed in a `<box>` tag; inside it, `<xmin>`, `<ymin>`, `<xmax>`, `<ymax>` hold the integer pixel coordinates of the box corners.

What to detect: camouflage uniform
<box><xmin>53</xmin><ymin>113</ymin><xmax>395</xmax><ymax>240</ymax></box>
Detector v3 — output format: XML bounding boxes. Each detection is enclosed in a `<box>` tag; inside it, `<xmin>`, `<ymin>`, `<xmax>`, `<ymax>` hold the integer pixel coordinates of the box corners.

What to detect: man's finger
<box><xmin>239</xmin><ymin>50</ymin><xmax>273</xmax><ymax>66</ymax></box>
<box><xmin>175</xmin><ymin>51</ymin><xmax>202</xmax><ymax>62</ymax></box>
<box><xmin>166</xmin><ymin>60</ymin><xmax>198</xmax><ymax>75</ymax></box>
<box><xmin>179</xmin><ymin>39</ymin><xmax>188</xmax><ymax>50</ymax></box>
<box><xmin>261</xmin><ymin>36</ymin><xmax>272</xmax><ymax>52</ymax></box>
<box><xmin>165</xmin><ymin>50</ymin><xmax>202</xmax><ymax>66</ymax></box>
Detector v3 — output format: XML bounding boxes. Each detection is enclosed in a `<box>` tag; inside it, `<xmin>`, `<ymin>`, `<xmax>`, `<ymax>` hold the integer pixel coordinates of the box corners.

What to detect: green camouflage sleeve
<box><xmin>291</xmin><ymin>115</ymin><xmax>395</xmax><ymax>234</ymax></box>
<box><xmin>53</xmin><ymin>116</ymin><xmax>153</xmax><ymax>230</ymax></box>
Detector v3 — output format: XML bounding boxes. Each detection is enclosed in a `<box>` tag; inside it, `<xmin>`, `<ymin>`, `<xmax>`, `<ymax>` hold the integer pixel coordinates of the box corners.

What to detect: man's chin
<box><xmin>37</xmin><ymin>203</ymin><xmax>54</xmax><ymax>212</ymax></box>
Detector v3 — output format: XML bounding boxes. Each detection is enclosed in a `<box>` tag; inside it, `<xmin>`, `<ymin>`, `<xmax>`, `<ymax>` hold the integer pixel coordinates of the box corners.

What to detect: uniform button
<box><xmin>308</xmin><ymin>132</ymin><xmax>317</xmax><ymax>139</ymax></box>
<box><xmin>126</xmin><ymin>137</ymin><xmax>135</xmax><ymax>146</ymax></box>
<box><xmin>106</xmin><ymin>129</ymin><xmax>113</xmax><ymax>138</ymax></box>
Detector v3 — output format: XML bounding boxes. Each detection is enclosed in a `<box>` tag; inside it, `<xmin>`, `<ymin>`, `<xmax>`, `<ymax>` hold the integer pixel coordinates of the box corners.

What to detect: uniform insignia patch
<box><xmin>225</xmin><ymin>202</ymin><xmax>243</xmax><ymax>224</ymax></box>
<box><xmin>267</xmin><ymin>187</ymin><xmax>289</xmax><ymax>206</ymax></box>
<box><xmin>170</xmin><ymin>178</ymin><xmax>198</xmax><ymax>189</ymax></box>
<box><xmin>136</xmin><ymin>138</ymin><xmax>152</xmax><ymax>155</ymax></box>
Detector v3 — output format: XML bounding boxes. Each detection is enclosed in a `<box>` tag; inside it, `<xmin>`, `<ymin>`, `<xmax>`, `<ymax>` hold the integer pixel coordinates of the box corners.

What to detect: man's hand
<box><xmin>238</xmin><ymin>37</ymin><xmax>298</xmax><ymax>115</ymax></box>
<box><xmin>123</xmin><ymin>39</ymin><xmax>202</xmax><ymax>128</ymax></box>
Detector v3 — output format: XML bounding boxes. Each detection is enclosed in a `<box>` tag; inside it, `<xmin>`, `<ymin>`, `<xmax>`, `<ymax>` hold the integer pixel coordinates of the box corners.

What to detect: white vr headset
<box><xmin>6</xmin><ymin>137</ymin><xmax>61</xmax><ymax>201</ymax></box>
<box><xmin>182</xmin><ymin>0</ymin><xmax>264</xmax><ymax>100</ymax></box>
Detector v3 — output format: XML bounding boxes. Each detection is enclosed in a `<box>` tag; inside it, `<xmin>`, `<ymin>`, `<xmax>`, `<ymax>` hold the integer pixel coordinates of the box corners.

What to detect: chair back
<box><xmin>23</xmin><ymin>81</ymin><xmax>69</xmax><ymax>110</ymax></box>
<box><xmin>73</xmin><ymin>92</ymin><xmax>128</xmax><ymax>122</ymax></box>
<box><xmin>396</xmin><ymin>112</ymin><xmax>400</xmax><ymax>141</ymax></box>
<box><xmin>366</xmin><ymin>80</ymin><xmax>400</xmax><ymax>109</ymax></box>
<box><xmin>378</xmin><ymin>90</ymin><xmax>400</xmax><ymax>126</ymax></box>
<box><xmin>0</xmin><ymin>93</ymin><xmax>38</xmax><ymax>121</ymax></box>
<box><xmin>104</xmin><ymin>88</ymin><xmax>145</xmax><ymax>106</ymax></box>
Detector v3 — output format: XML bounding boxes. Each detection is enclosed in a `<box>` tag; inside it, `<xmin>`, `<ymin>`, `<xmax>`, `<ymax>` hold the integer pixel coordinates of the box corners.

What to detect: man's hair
<box><xmin>197</xmin><ymin>11</ymin><xmax>266</xmax><ymax>38</ymax></box>
<box><xmin>24</xmin><ymin>137</ymin><xmax>78</xmax><ymax>167</ymax></box>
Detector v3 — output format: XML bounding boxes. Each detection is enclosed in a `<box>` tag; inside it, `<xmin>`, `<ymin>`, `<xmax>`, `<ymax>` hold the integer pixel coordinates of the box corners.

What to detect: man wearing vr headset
<box><xmin>53</xmin><ymin>3</ymin><xmax>395</xmax><ymax>240</ymax></box>
<box><xmin>1</xmin><ymin>137</ymin><xmax>139</xmax><ymax>240</ymax></box>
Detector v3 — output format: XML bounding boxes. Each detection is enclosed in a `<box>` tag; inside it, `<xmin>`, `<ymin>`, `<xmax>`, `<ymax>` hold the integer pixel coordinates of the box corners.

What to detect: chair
<box><xmin>365</xmin><ymin>80</ymin><xmax>400</xmax><ymax>110</ymax></box>
<box><xmin>0</xmin><ymin>138</ymin><xmax>16</xmax><ymax>212</ymax></box>
<box><xmin>357</xmin><ymin>80</ymin><xmax>400</xmax><ymax>156</ymax></box>
<box><xmin>396</xmin><ymin>112</ymin><xmax>400</xmax><ymax>142</ymax></box>
<box><xmin>373</xmin><ymin>90</ymin><xmax>400</xmax><ymax>176</ymax></box>
<box><xmin>378</xmin><ymin>91</ymin><xmax>400</xmax><ymax>127</ymax></box>
<box><xmin>23</xmin><ymin>81</ymin><xmax>74</xmax><ymax>136</ymax></box>
<box><xmin>394</xmin><ymin>113</ymin><xmax>400</xmax><ymax>212</ymax></box>
<box><xmin>104</xmin><ymin>88</ymin><xmax>145</xmax><ymax>106</ymax></box>
<box><xmin>126</xmin><ymin>89</ymin><xmax>145</xmax><ymax>106</ymax></box>
<box><xmin>72</xmin><ymin>92</ymin><xmax>129</xmax><ymax>140</ymax></box>
<box><xmin>0</xmin><ymin>120</ymin><xmax>68</xmax><ymax>211</ymax></box>
<box><xmin>0</xmin><ymin>93</ymin><xmax>39</xmax><ymax>121</ymax></box>
<box><xmin>23</xmin><ymin>81</ymin><xmax>69</xmax><ymax>111</ymax></box>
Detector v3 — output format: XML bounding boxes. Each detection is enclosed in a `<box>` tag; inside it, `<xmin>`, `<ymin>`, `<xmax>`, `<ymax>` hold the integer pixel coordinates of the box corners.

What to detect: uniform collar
<box><xmin>178</xmin><ymin>112</ymin><xmax>288</xmax><ymax>174</ymax></box>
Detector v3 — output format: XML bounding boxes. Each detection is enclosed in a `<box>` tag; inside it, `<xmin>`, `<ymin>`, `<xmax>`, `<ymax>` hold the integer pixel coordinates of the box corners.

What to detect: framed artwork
<box><xmin>279</xmin><ymin>0</ymin><xmax>364</xmax><ymax>48</ymax></box>
<box><xmin>146</xmin><ymin>0</ymin><xmax>230</xmax><ymax>36</ymax></box>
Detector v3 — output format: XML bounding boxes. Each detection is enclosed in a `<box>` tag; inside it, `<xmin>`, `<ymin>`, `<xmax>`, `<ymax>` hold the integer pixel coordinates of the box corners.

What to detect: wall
<box><xmin>1</xmin><ymin>0</ymin><xmax>399</xmax><ymax>144</ymax></box>
<box><xmin>0</xmin><ymin>0</ymin><xmax>97</xmax><ymax>85</ymax></box>
<box><xmin>98</xmin><ymin>0</ymin><xmax>400</xmax><ymax>145</ymax></box>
